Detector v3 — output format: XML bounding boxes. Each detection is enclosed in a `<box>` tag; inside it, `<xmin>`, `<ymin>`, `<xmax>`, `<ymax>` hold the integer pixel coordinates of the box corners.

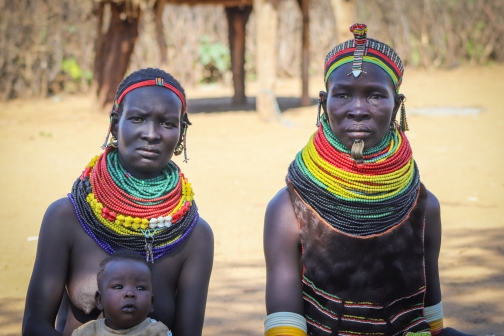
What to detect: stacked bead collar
<box><xmin>69</xmin><ymin>147</ymin><xmax>198</xmax><ymax>260</ymax></box>
<box><xmin>287</xmin><ymin>117</ymin><xmax>420</xmax><ymax>237</ymax></box>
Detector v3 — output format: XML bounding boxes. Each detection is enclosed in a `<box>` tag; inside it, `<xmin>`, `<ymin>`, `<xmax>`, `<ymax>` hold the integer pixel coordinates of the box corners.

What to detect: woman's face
<box><xmin>112</xmin><ymin>86</ymin><xmax>182</xmax><ymax>179</ymax></box>
<box><xmin>325</xmin><ymin>62</ymin><xmax>402</xmax><ymax>150</ymax></box>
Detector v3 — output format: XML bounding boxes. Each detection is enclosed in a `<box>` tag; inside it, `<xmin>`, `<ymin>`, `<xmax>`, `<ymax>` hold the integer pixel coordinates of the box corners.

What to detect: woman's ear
<box><xmin>320</xmin><ymin>91</ymin><xmax>328</xmax><ymax>114</ymax></box>
<box><xmin>392</xmin><ymin>93</ymin><xmax>405</xmax><ymax>123</ymax></box>
<box><xmin>110</xmin><ymin>112</ymin><xmax>120</xmax><ymax>140</ymax></box>
<box><xmin>95</xmin><ymin>290</ymin><xmax>104</xmax><ymax>311</ymax></box>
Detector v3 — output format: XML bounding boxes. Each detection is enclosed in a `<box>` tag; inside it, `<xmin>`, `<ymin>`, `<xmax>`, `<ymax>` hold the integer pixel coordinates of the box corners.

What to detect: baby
<box><xmin>72</xmin><ymin>250</ymin><xmax>171</xmax><ymax>336</ymax></box>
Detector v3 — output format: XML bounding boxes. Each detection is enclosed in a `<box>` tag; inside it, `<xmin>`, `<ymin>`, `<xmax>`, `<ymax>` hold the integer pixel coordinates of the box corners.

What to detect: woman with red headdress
<box><xmin>23</xmin><ymin>68</ymin><xmax>214</xmax><ymax>336</ymax></box>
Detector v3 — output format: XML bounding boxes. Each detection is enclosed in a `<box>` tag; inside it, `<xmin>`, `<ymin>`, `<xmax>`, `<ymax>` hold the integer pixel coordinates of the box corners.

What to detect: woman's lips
<box><xmin>136</xmin><ymin>147</ymin><xmax>161</xmax><ymax>158</ymax></box>
<box><xmin>346</xmin><ymin>130</ymin><xmax>371</xmax><ymax>139</ymax></box>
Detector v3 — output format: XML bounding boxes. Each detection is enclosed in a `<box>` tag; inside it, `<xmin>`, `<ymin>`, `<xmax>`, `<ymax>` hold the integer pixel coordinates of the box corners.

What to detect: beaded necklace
<box><xmin>287</xmin><ymin>117</ymin><xmax>420</xmax><ymax>237</ymax></box>
<box><xmin>69</xmin><ymin>147</ymin><xmax>198</xmax><ymax>261</ymax></box>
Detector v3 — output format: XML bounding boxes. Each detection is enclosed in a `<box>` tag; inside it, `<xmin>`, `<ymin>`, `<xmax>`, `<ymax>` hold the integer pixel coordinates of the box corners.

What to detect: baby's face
<box><xmin>96</xmin><ymin>260</ymin><xmax>153</xmax><ymax>330</ymax></box>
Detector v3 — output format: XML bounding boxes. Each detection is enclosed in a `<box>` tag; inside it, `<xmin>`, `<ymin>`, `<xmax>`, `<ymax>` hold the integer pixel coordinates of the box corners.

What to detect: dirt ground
<box><xmin>0</xmin><ymin>66</ymin><xmax>503</xmax><ymax>335</ymax></box>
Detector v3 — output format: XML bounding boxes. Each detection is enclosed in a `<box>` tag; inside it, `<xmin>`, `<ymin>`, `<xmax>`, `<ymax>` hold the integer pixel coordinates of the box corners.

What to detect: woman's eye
<box><xmin>131</xmin><ymin>117</ymin><xmax>143</xmax><ymax>123</ymax></box>
<box><xmin>112</xmin><ymin>285</ymin><xmax>123</xmax><ymax>289</ymax></box>
<box><xmin>161</xmin><ymin>121</ymin><xmax>175</xmax><ymax>128</ymax></box>
<box><xmin>335</xmin><ymin>93</ymin><xmax>349</xmax><ymax>99</ymax></box>
<box><xmin>369</xmin><ymin>94</ymin><xmax>383</xmax><ymax>100</ymax></box>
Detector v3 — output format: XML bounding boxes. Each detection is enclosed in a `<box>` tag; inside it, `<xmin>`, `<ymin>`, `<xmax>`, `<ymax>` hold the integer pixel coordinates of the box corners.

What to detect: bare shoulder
<box><xmin>267</xmin><ymin>187</ymin><xmax>293</xmax><ymax>211</ymax></box>
<box><xmin>425</xmin><ymin>189</ymin><xmax>441</xmax><ymax>219</ymax></box>
<box><xmin>264</xmin><ymin>187</ymin><xmax>299</xmax><ymax>247</ymax></box>
<box><xmin>190</xmin><ymin>217</ymin><xmax>213</xmax><ymax>243</ymax></box>
<box><xmin>184</xmin><ymin>216</ymin><xmax>214</xmax><ymax>258</ymax></box>
<box><xmin>45</xmin><ymin>197</ymin><xmax>77</xmax><ymax>219</ymax></box>
<box><xmin>265</xmin><ymin>187</ymin><xmax>297</xmax><ymax>231</ymax></box>
<box><xmin>40</xmin><ymin>197</ymin><xmax>78</xmax><ymax>236</ymax></box>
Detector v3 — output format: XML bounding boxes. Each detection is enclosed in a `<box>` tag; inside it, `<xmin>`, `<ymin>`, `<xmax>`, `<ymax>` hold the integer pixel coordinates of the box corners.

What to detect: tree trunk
<box><xmin>225</xmin><ymin>5</ymin><xmax>252</xmax><ymax>105</ymax></box>
<box><xmin>93</xmin><ymin>2</ymin><xmax>141</xmax><ymax>111</ymax></box>
<box><xmin>299</xmin><ymin>0</ymin><xmax>310</xmax><ymax>106</ymax></box>
<box><xmin>330</xmin><ymin>0</ymin><xmax>356</xmax><ymax>43</ymax></box>
<box><xmin>254</xmin><ymin>0</ymin><xmax>279</xmax><ymax>121</ymax></box>
<box><xmin>154</xmin><ymin>0</ymin><xmax>168</xmax><ymax>69</ymax></box>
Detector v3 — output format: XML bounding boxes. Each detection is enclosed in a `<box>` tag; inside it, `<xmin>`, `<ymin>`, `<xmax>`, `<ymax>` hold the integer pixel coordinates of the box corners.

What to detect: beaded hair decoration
<box><xmin>323</xmin><ymin>23</ymin><xmax>408</xmax><ymax>131</ymax></box>
<box><xmin>324</xmin><ymin>23</ymin><xmax>404</xmax><ymax>92</ymax></box>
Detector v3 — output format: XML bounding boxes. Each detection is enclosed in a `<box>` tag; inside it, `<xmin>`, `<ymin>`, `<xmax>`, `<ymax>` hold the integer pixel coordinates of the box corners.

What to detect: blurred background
<box><xmin>0</xmin><ymin>0</ymin><xmax>503</xmax><ymax>335</ymax></box>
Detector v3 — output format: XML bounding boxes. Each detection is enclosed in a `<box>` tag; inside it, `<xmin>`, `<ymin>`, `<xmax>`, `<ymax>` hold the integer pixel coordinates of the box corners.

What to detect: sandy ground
<box><xmin>0</xmin><ymin>66</ymin><xmax>503</xmax><ymax>335</ymax></box>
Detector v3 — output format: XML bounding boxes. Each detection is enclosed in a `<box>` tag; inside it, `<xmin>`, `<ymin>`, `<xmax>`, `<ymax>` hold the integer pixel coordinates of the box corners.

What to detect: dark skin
<box><xmin>264</xmin><ymin>62</ymin><xmax>469</xmax><ymax>336</ymax></box>
<box><xmin>23</xmin><ymin>86</ymin><xmax>214</xmax><ymax>336</ymax></box>
<box><xmin>96</xmin><ymin>260</ymin><xmax>154</xmax><ymax>330</ymax></box>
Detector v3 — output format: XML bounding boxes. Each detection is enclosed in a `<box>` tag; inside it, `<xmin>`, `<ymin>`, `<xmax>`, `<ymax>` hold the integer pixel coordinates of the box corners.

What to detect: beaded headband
<box><xmin>113</xmin><ymin>78</ymin><xmax>187</xmax><ymax>113</ymax></box>
<box><xmin>102</xmin><ymin>77</ymin><xmax>188</xmax><ymax>150</ymax></box>
<box><xmin>324</xmin><ymin>23</ymin><xmax>404</xmax><ymax>92</ymax></box>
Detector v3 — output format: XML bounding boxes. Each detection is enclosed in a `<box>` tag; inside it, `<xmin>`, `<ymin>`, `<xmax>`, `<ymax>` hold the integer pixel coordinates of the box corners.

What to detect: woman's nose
<box><xmin>140</xmin><ymin>122</ymin><xmax>161</xmax><ymax>142</ymax></box>
<box><xmin>347</xmin><ymin>99</ymin><xmax>370</xmax><ymax>121</ymax></box>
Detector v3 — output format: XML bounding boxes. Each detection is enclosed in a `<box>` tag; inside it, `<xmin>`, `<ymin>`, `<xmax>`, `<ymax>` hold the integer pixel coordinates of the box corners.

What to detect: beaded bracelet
<box><xmin>264</xmin><ymin>312</ymin><xmax>307</xmax><ymax>336</ymax></box>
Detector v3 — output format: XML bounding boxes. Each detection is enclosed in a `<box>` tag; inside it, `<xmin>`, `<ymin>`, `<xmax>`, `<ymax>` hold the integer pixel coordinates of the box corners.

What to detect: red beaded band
<box><xmin>114</xmin><ymin>78</ymin><xmax>187</xmax><ymax>113</ymax></box>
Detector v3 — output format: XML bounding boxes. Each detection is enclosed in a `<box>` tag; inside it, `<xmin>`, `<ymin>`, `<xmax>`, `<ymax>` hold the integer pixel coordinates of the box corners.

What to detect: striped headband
<box><xmin>324</xmin><ymin>23</ymin><xmax>404</xmax><ymax>92</ymax></box>
<box><xmin>113</xmin><ymin>78</ymin><xmax>187</xmax><ymax>113</ymax></box>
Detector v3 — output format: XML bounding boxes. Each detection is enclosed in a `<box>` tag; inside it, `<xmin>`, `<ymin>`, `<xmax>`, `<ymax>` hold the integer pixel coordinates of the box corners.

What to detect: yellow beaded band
<box><xmin>83</xmin><ymin>155</ymin><xmax>194</xmax><ymax>232</ymax></box>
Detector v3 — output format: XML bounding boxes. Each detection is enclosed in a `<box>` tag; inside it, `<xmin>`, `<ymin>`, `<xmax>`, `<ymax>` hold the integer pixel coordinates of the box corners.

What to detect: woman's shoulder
<box><xmin>266</xmin><ymin>187</ymin><xmax>296</xmax><ymax>220</ymax></box>
<box><xmin>41</xmin><ymin>197</ymin><xmax>78</xmax><ymax>230</ymax></box>
<box><xmin>38</xmin><ymin>196</ymin><xmax>79</xmax><ymax>248</ymax></box>
<box><xmin>180</xmin><ymin>216</ymin><xmax>214</xmax><ymax>259</ymax></box>
<box><xmin>193</xmin><ymin>216</ymin><xmax>213</xmax><ymax>238</ymax></box>
<box><xmin>267</xmin><ymin>187</ymin><xmax>291</xmax><ymax>208</ymax></box>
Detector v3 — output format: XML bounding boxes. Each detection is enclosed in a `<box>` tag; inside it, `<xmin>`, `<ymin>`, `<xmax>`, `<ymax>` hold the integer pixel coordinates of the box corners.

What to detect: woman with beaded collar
<box><xmin>23</xmin><ymin>68</ymin><xmax>214</xmax><ymax>336</ymax></box>
<box><xmin>263</xmin><ymin>24</ymin><xmax>469</xmax><ymax>336</ymax></box>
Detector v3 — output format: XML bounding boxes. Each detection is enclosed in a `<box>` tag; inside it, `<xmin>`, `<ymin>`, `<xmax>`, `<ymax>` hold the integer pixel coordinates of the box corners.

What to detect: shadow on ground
<box><xmin>440</xmin><ymin>227</ymin><xmax>504</xmax><ymax>335</ymax></box>
<box><xmin>203</xmin><ymin>259</ymin><xmax>266</xmax><ymax>335</ymax></box>
<box><xmin>0</xmin><ymin>297</ymin><xmax>24</xmax><ymax>335</ymax></box>
<box><xmin>187</xmin><ymin>96</ymin><xmax>317</xmax><ymax>114</ymax></box>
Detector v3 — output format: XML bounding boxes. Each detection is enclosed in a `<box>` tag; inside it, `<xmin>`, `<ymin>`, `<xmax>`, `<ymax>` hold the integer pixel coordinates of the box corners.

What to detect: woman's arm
<box><xmin>171</xmin><ymin>218</ymin><xmax>214</xmax><ymax>336</ymax></box>
<box><xmin>424</xmin><ymin>190</ymin><xmax>471</xmax><ymax>336</ymax></box>
<box><xmin>23</xmin><ymin>198</ymin><xmax>75</xmax><ymax>336</ymax></box>
<box><xmin>424</xmin><ymin>190</ymin><xmax>442</xmax><ymax>307</ymax></box>
<box><xmin>264</xmin><ymin>188</ymin><xmax>303</xmax><ymax>315</ymax></box>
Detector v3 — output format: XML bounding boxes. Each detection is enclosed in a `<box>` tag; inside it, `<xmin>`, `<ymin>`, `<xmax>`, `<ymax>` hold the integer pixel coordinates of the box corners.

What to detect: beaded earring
<box><xmin>174</xmin><ymin>114</ymin><xmax>192</xmax><ymax>163</ymax></box>
<box><xmin>101</xmin><ymin>117</ymin><xmax>113</xmax><ymax>150</ymax></box>
<box><xmin>400</xmin><ymin>98</ymin><xmax>409</xmax><ymax>131</ymax></box>
<box><xmin>316</xmin><ymin>91</ymin><xmax>325</xmax><ymax>127</ymax></box>
<box><xmin>107</xmin><ymin>135</ymin><xmax>118</xmax><ymax>148</ymax></box>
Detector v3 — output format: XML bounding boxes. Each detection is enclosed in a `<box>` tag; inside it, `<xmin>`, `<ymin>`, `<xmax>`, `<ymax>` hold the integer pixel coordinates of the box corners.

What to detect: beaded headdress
<box><xmin>321</xmin><ymin>23</ymin><xmax>408</xmax><ymax>131</ymax></box>
<box><xmin>324</xmin><ymin>23</ymin><xmax>404</xmax><ymax>93</ymax></box>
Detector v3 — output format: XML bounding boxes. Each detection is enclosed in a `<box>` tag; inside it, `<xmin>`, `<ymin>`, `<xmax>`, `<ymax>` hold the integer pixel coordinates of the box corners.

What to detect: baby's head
<box><xmin>95</xmin><ymin>250</ymin><xmax>154</xmax><ymax>330</ymax></box>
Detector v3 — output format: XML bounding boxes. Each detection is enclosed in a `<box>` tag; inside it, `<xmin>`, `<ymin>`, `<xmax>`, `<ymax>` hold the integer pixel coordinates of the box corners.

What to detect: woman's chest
<box><xmin>67</xmin><ymin>231</ymin><xmax>109</xmax><ymax>314</ymax></box>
